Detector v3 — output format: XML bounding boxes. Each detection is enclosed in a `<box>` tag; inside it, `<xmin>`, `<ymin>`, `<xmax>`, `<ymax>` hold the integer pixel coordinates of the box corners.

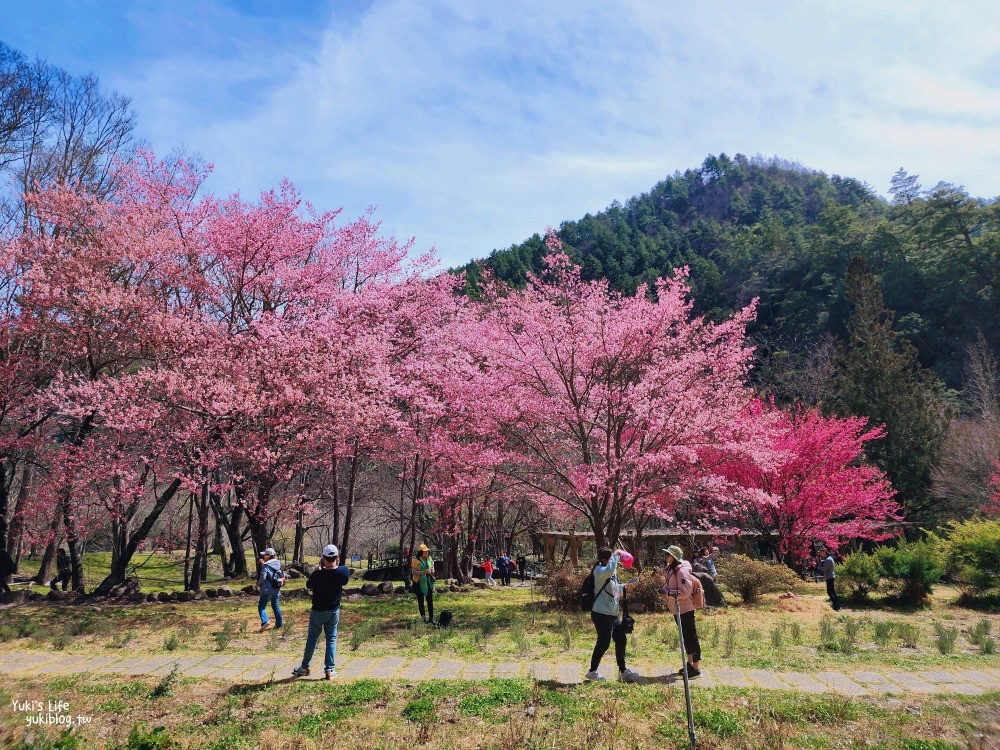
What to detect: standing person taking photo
<box><xmin>50</xmin><ymin>548</ymin><xmax>71</xmax><ymax>592</ymax></box>
<box><xmin>817</xmin><ymin>546</ymin><xmax>840</xmax><ymax>611</ymax></box>
<box><xmin>663</xmin><ymin>545</ymin><xmax>702</xmax><ymax>678</ymax></box>
<box><xmin>412</xmin><ymin>543</ymin><xmax>435</xmax><ymax>623</ymax></box>
<box><xmin>516</xmin><ymin>553</ymin><xmax>527</xmax><ymax>583</ymax></box>
<box><xmin>293</xmin><ymin>544</ymin><xmax>352</xmax><ymax>679</ymax></box>
<box><xmin>586</xmin><ymin>547</ymin><xmax>641</xmax><ymax>683</ymax></box>
<box><xmin>257</xmin><ymin>547</ymin><xmax>285</xmax><ymax>631</ymax></box>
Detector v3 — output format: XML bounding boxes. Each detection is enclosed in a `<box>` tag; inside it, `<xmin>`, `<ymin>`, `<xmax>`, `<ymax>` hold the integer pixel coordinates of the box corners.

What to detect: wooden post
<box><xmin>569</xmin><ymin>533</ymin><xmax>578</xmax><ymax>567</ymax></box>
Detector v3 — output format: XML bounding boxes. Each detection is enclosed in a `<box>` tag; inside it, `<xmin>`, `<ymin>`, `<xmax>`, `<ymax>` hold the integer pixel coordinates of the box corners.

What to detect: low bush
<box><xmin>538</xmin><ymin>564</ymin><xmax>585</xmax><ymax>610</ymax></box>
<box><xmin>838</xmin><ymin>551</ymin><xmax>881</xmax><ymax>603</ymax></box>
<box><xmin>876</xmin><ymin>540</ymin><xmax>944</xmax><ymax>605</ymax></box>
<box><xmin>872</xmin><ymin>620</ymin><xmax>896</xmax><ymax>646</ymax></box>
<box><xmin>898</xmin><ymin>623</ymin><xmax>920</xmax><ymax>648</ymax></box>
<box><xmin>717</xmin><ymin>554</ymin><xmax>800</xmax><ymax>604</ymax></box>
<box><xmin>935</xmin><ymin>519</ymin><xmax>1000</xmax><ymax>599</ymax></box>
<box><xmin>124</xmin><ymin>725</ymin><xmax>175</xmax><ymax>750</ymax></box>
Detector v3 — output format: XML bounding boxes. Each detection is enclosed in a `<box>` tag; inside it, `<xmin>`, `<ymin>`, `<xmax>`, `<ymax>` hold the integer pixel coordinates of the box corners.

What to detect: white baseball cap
<box><xmin>322</xmin><ymin>544</ymin><xmax>339</xmax><ymax>559</ymax></box>
<box><xmin>262</xmin><ymin>548</ymin><xmax>276</xmax><ymax>557</ymax></box>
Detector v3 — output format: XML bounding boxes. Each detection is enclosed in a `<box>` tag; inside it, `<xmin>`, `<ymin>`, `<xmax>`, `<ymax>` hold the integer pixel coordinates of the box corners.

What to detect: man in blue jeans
<box><xmin>293</xmin><ymin>544</ymin><xmax>353</xmax><ymax>679</ymax></box>
<box><xmin>257</xmin><ymin>548</ymin><xmax>285</xmax><ymax>631</ymax></box>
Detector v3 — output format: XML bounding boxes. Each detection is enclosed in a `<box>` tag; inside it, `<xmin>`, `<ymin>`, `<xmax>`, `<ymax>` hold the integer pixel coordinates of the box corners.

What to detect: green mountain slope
<box><xmin>461</xmin><ymin>153</ymin><xmax>1000</xmax><ymax>388</ymax></box>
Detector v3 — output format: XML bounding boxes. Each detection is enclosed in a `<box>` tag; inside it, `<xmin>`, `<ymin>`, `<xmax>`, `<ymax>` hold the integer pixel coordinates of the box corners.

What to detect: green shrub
<box><xmin>402</xmin><ymin>696</ymin><xmax>436</xmax><ymax>724</ymax></box>
<box><xmin>717</xmin><ymin>554</ymin><xmax>800</xmax><ymax>604</ymax></box>
<box><xmin>770</xmin><ymin>626</ymin><xmax>784</xmax><ymax>649</ymax></box>
<box><xmin>213</xmin><ymin>622</ymin><xmax>236</xmax><ymax>652</ymax></box>
<box><xmin>876</xmin><ymin>540</ymin><xmax>944</xmax><ymax>605</ymax></box>
<box><xmin>0</xmin><ymin>624</ymin><xmax>18</xmax><ymax>642</ymax></box>
<box><xmin>838</xmin><ymin>551</ymin><xmax>881</xmax><ymax>603</ymax></box>
<box><xmin>349</xmin><ymin>620</ymin><xmax>381</xmax><ymax>651</ymax></box>
<box><xmin>819</xmin><ymin>616</ymin><xmax>837</xmax><ymax>646</ymax></box>
<box><xmin>51</xmin><ymin>633</ymin><xmax>73</xmax><ymax>650</ymax></box>
<box><xmin>538</xmin><ymin>563</ymin><xmax>585</xmax><ymax>610</ymax></box>
<box><xmin>982</xmin><ymin>637</ymin><xmax>996</xmax><ymax>654</ymax></box>
<box><xmin>968</xmin><ymin>619</ymin><xmax>992</xmax><ymax>646</ymax></box>
<box><xmin>790</xmin><ymin>622</ymin><xmax>802</xmax><ymax>643</ymax></box>
<box><xmin>17</xmin><ymin>620</ymin><xmax>40</xmax><ymax>638</ymax></box>
<box><xmin>933</xmin><ymin>622</ymin><xmax>958</xmax><ymax>655</ymax></box>
<box><xmin>722</xmin><ymin>622</ymin><xmax>736</xmax><ymax>657</ymax></box>
<box><xmin>898</xmin><ymin>623</ymin><xmax>920</xmax><ymax>648</ymax></box>
<box><xmin>936</xmin><ymin>519</ymin><xmax>1000</xmax><ymax>598</ymax></box>
<box><xmin>163</xmin><ymin>633</ymin><xmax>179</xmax><ymax>651</ymax></box>
<box><xmin>872</xmin><ymin>620</ymin><xmax>896</xmax><ymax>646</ymax></box>
<box><xmin>149</xmin><ymin>665</ymin><xmax>180</xmax><ymax>699</ymax></box>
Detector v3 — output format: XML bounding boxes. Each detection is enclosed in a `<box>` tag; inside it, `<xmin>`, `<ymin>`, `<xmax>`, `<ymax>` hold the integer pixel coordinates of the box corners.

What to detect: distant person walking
<box><xmin>586</xmin><ymin>547</ymin><xmax>641</xmax><ymax>683</ymax></box>
<box><xmin>663</xmin><ymin>545</ymin><xmax>702</xmax><ymax>678</ymax></box>
<box><xmin>50</xmin><ymin>548</ymin><xmax>71</xmax><ymax>592</ymax></box>
<box><xmin>817</xmin><ymin>547</ymin><xmax>840</xmax><ymax>611</ymax></box>
<box><xmin>498</xmin><ymin>552</ymin><xmax>511</xmax><ymax>586</ymax></box>
<box><xmin>257</xmin><ymin>547</ymin><xmax>285</xmax><ymax>631</ymax></box>
<box><xmin>481</xmin><ymin>556</ymin><xmax>496</xmax><ymax>587</ymax></box>
<box><xmin>705</xmin><ymin>546</ymin><xmax>719</xmax><ymax>578</ymax></box>
<box><xmin>412</xmin><ymin>543</ymin><xmax>435</xmax><ymax>623</ymax></box>
<box><xmin>293</xmin><ymin>544</ymin><xmax>352</xmax><ymax>679</ymax></box>
<box><xmin>516</xmin><ymin>554</ymin><xmax>527</xmax><ymax>583</ymax></box>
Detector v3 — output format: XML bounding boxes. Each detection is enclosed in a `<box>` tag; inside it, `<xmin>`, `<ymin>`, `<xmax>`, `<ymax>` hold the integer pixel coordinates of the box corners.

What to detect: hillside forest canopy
<box><xmin>1</xmin><ymin>44</ymin><xmax>999</xmax><ymax>595</ymax></box>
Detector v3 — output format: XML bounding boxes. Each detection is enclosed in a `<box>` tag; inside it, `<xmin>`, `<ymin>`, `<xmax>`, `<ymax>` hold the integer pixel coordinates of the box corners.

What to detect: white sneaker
<box><xmin>619</xmin><ymin>668</ymin><xmax>641</xmax><ymax>683</ymax></box>
<box><xmin>585</xmin><ymin>669</ymin><xmax>606</xmax><ymax>681</ymax></box>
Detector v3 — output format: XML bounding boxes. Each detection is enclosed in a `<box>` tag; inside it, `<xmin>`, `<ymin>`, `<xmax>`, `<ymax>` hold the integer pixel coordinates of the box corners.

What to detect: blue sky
<box><xmin>4</xmin><ymin>1</ymin><xmax>1000</xmax><ymax>267</ymax></box>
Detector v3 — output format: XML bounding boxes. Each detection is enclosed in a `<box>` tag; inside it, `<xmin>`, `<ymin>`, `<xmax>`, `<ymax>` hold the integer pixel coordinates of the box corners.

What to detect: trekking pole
<box><xmin>671</xmin><ymin>592</ymin><xmax>697</xmax><ymax>750</ymax></box>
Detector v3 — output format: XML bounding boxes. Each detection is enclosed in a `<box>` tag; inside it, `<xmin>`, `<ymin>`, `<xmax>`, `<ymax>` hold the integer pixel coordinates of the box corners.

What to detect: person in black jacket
<box><xmin>50</xmin><ymin>549</ymin><xmax>70</xmax><ymax>592</ymax></box>
<box><xmin>293</xmin><ymin>544</ymin><xmax>353</xmax><ymax>679</ymax></box>
<box><xmin>0</xmin><ymin>546</ymin><xmax>15</xmax><ymax>594</ymax></box>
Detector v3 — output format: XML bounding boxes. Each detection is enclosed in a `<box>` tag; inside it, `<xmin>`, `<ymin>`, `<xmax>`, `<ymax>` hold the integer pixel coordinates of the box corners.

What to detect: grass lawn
<box><xmin>1</xmin><ymin>577</ymin><xmax>997</xmax><ymax>673</ymax></box>
<box><xmin>1</xmin><ymin>672</ymin><xmax>996</xmax><ymax>749</ymax></box>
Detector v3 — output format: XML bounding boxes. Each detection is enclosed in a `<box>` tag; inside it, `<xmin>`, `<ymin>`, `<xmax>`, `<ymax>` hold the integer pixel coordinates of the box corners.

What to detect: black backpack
<box><xmin>580</xmin><ymin>568</ymin><xmax>611</xmax><ymax>612</ymax></box>
<box><xmin>266</xmin><ymin>566</ymin><xmax>285</xmax><ymax>588</ymax></box>
<box><xmin>437</xmin><ymin>610</ymin><xmax>453</xmax><ymax>628</ymax></box>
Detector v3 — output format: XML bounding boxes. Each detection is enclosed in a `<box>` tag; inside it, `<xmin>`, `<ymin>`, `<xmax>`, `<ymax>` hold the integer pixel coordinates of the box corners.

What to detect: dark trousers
<box><xmin>826</xmin><ymin>578</ymin><xmax>841</xmax><ymax>611</ymax></box>
<box><xmin>0</xmin><ymin>576</ymin><xmax>11</xmax><ymax>594</ymax></box>
<box><xmin>590</xmin><ymin>611</ymin><xmax>627</xmax><ymax>673</ymax></box>
<box><xmin>519</xmin><ymin>568</ymin><xmax>526</xmax><ymax>582</ymax></box>
<box><xmin>500</xmin><ymin>568</ymin><xmax>510</xmax><ymax>585</ymax></box>
<box><xmin>50</xmin><ymin>574</ymin><xmax>68</xmax><ymax>591</ymax></box>
<box><xmin>680</xmin><ymin>611</ymin><xmax>701</xmax><ymax>662</ymax></box>
<box><xmin>416</xmin><ymin>587</ymin><xmax>434</xmax><ymax>622</ymax></box>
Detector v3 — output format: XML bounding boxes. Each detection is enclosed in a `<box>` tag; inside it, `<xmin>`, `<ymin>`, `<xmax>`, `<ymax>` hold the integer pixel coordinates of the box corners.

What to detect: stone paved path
<box><xmin>1</xmin><ymin>651</ymin><xmax>997</xmax><ymax>696</ymax></box>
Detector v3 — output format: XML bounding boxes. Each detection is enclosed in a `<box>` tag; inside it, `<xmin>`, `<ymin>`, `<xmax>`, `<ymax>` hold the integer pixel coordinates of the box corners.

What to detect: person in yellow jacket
<box><xmin>411</xmin><ymin>543</ymin><xmax>435</xmax><ymax>623</ymax></box>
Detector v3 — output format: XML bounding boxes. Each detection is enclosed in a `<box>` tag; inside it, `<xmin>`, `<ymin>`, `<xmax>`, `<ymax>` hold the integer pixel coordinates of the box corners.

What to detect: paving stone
<box><xmin>713</xmin><ymin>668</ymin><xmax>752</xmax><ymax>688</ymax></box>
<box><xmin>207</xmin><ymin>667</ymin><xmax>245</xmax><ymax>680</ymax></box>
<box><xmin>775</xmin><ymin>672</ymin><xmax>826</xmax><ymax>693</ymax></box>
<box><xmin>527</xmin><ymin>662</ymin><xmax>551</xmax><ymax>681</ymax></box>
<box><xmin>72</xmin><ymin>656</ymin><xmax>125</xmax><ymax>671</ymax></box>
<box><xmin>150</xmin><ymin>657</ymin><xmax>205</xmax><ymax>676</ymax></box>
<box><xmin>881</xmin><ymin>670</ymin><xmax>939</xmax><ymax>694</ymax></box>
<box><xmin>97</xmin><ymin>658</ymin><xmax>147</xmax><ymax>674</ymax></box>
<box><xmin>367</xmin><ymin>657</ymin><xmax>405</xmax><ymax>678</ymax></box>
<box><xmin>8</xmin><ymin>653</ymin><xmax>62</xmax><ymax>667</ymax></box>
<box><xmin>462</xmin><ymin>662</ymin><xmax>493</xmax><ymax>677</ymax></box>
<box><xmin>33</xmin><ymin>656</ymin><xmax>91</xmax><ymax>674</ymax></box>
<box><xmin>400</xmin><ymin>658</ymin><xmax>434</xmax><ymax>680</ymax></box>
<box><xmin>337</xmin><ymin>658</ymin><xmax>375</xmax><ymax>678</ymax></box>
<box><xmin>493</xmin><ymin>662</ymin><xmax>522</xmax><ymax>677</ymax></box>
<box><xmin>816</xmin><ymin>671</ymin><xmax>868</xmax><ymax>696</ymax></box>
<box><xmin>554</xmin><ymin>665</ymin><xmax>582</xmax><ymax>684</ymax></box>
<box><xmin>747</xmin><ymin>669</ymin><xmax>791</xmax><ymax>690</ymax></box>
<box><xmin>428</xmin><ymin>659</ymin><xmax>465</xmax><ymax>680</ymax></box>
<box><xmin>184</xmin><ymin>665</ymin><xmax>226</xmax><ymax>677</ymax></box>
<box><xmin>226</xmin><ymin>656</ymin><xmax>264</xmax><ymax>668</ymax></box>
<box><xmin>851</xmin><ymin>671</ymin><xmax>904</xmax><ymax>694</ymax></box>
<box><xmin>955</xmin><ymin>669</ymin><xmax>1000</xmax><ymax>689</ymax></box>
<box><xmin>199</xmin><ymin>655</ymin><xmax>237</xmax><ymax>667</ymax></box>
<box><xmin>121</xmin><ymin>656</ymin><xmax>177</xmax><ymax>676</ymax></box>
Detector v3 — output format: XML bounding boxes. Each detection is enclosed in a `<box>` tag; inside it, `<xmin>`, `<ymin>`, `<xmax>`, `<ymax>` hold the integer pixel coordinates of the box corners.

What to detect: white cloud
<box><xmin>99</xmin><ymin>0</ymin><xmax>1000</xmax><ymax>265</ymax></box>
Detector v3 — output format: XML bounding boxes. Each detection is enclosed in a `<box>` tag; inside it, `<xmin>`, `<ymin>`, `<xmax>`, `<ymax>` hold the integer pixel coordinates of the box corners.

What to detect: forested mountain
<box><xmin>461</xmin><ymin>154</ymin><xmax>1000</xmax><ymax>391</ymax></box>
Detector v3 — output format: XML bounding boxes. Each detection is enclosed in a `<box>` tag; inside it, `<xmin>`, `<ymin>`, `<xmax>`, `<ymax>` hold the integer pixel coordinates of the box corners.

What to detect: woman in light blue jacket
<box><xmin>586</xmin><ymin>547</ymin><xmax>641</xmax><ymax>682</ymax></box>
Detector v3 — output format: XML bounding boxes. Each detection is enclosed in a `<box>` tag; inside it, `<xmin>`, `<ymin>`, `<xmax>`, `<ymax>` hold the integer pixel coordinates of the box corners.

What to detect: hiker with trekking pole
<box><xmin>663</xmin><ymin>544</ymin><xmax>704</xmax><ymax>749</ymax></box>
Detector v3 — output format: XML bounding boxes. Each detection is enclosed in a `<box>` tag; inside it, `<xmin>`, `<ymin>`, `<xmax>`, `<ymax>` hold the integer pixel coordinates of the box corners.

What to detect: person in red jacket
<box><xmin>481</xmin><ymin>556</ymin><xmax>496</xmax><ymax>587</ymax></box>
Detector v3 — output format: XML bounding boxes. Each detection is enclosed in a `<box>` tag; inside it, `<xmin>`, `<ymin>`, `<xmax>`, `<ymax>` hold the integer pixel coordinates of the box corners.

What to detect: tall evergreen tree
<box><xmin>835</xmin><ymin>254</ymin><xmax>948</xmax><ymax>523</ymax></box>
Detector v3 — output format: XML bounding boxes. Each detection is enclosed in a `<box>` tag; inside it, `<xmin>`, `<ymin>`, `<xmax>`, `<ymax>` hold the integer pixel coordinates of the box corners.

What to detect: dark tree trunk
<box><xmin>95</xmin><ymin>478</ymin><xmax>183</xmax><ymax>594</ymax></box>
<box><xmin>6</xmin><ymin>462</ymin><xmax>33</xmax><ymax>558</ymax></box>
<box><xmin>341</xmin><ymin>450</ymin><xmax>360</xmax><ymax>560</ymax></box>
<box><xmin>187</xmin><ymin>472</ymin><xmax>211</xmax><ymax>591</ymax></box>
<box><xmin>183</xmin><ymin>492</ymin><xmax>194</xmax><ymax>589</ymax></box>
<box><xmin>211</xmin><ymin>489</ymin><xmax>247</xmax><ymax>578</ymax></box>
<box><xmin>245</xmin><ymin>481</ymin><xmax>274</xmax><ymax>570</ymax></box>
<box><xmin>60</xmin><ymin>488</ymin><xmax>84</xmax><ymax>592</ymax></box>
<box><xmin>0</xmin><ymin>459</ymin><xmax>9</xmax><ymax>550</ymax></box>
<box><xmin>330</xmin><ymin>456</ymin><xmax>340</xmax><ymax>548</ymax></box>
